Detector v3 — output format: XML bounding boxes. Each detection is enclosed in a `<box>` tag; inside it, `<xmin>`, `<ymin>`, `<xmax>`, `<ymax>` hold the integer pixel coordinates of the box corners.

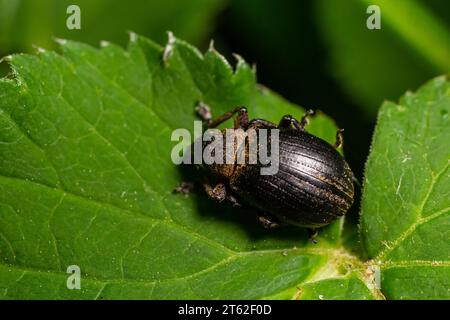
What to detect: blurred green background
<box><xmin>0</xmin><ymin>0</ymin><xmax>449</xmax><ymax>212</ymax></box>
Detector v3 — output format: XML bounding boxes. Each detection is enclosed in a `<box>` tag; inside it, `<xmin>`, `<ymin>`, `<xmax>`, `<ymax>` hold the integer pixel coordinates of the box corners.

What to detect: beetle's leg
<box><xmin>203</xmin><ymin>182</ymin><xmax>227</xmax><ymax>203</ymax></box>
<box><xmin>278</xmin><ymin>115</ymin><xmax>295</xmax><ymax>129</ymax></box>
<box><xmin>299</xmin><ymin>109</ymin><xmax>315</xmax><ymax>130</ymax></box>
<box><xmin>257</xmin><ymin>215</ymin><xmax>281</xmax><ymax>229</ymax></box>
<box><xmin>204</xmin><ymin>107</ymin><xmax>249</xmax><ymax>129</ymax></box>
<box><xmin>234</xmin><ymin>108</ymin><xmax>249</xmax><ymax>129</ymax></box>
<box><xmin>278</xmin><ymin>110</ymin><xmax>314</xmax><ymax>131</ymax></box>
<box><xmin>278</xmin><ymin>115</ymin><xmax>304</xmax><ymax>131</ymax></box>
<box><xmin>226</xmin><ymin>194</ymin><xmax>242</xmax><ymax>207</ymax></box>
<box><xmin>307</xmin><ymin>228</ymin><xmax>318</xmax><ymax>244</ymax></box>
<box><xmin>334</xmin><ymin>128</ymin><xmax>344</xmax><ymax>149</ymax></box>
<box><xmin>172</xmin><ymin>181</ymin><xmax>195</xmax><ymax>196</ymax></box>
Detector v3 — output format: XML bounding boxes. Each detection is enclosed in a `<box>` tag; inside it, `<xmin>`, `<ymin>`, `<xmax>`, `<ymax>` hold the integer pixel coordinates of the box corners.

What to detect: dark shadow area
<box><xmin>0</xmin><ymin>59</ymin><xmax>12</xmax><ymax>78</ymax></box>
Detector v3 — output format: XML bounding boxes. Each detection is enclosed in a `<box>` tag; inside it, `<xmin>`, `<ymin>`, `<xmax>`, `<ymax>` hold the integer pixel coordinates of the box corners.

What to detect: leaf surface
<box><xmin>0</xmin><ymin>34</ymin><xmax>375</xmax><ymax>299</ymax></box>
<box><xmin>360</xmin><ymin>76</ymin><xmax>450</xmax><ymax>299</ymax></box>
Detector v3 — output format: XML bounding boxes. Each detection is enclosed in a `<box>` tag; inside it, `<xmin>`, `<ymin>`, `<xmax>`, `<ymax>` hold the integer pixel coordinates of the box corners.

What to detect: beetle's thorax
<box><xmin>201</xmin><ymin>128</ymin><xmax>256</xmax><ymax>181</ymax></box>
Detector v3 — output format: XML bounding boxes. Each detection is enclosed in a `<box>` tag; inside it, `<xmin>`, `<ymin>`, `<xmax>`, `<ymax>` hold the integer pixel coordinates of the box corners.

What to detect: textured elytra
<box><xmin>227</xmin><ymin>128</ymin><xmax>355</xmax><ymax>228</ymax></box>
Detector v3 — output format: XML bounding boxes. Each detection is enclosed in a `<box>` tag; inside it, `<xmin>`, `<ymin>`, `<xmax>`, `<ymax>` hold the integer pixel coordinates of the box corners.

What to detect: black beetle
<box><xmin>175</xmin><ymin>105</ymin><xmax>355</xmax><ymax>240</ymax></box>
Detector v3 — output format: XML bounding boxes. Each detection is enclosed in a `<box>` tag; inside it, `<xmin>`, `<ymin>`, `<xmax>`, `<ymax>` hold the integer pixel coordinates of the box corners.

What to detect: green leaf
<box><xmin>0</xmin><ymin>0</ymin><xmax>225</xmax><ymax>53</ymax></box>
<box><xmin>315</xmin><ymin>0</ymin><xmax>450</xmax><ymax>116</ymax></box>
<box><xmin>360</xmin><ymin>76</ymin><xmax>450</xmax><ymax>299</ymax></box>
<box><xmin>0</xmin><ymin>34</ymin><xmax>378</xmax><ymax>299</ymax></box>
<box><xmin>297</xmin><ymin>275</ymin><xmax>375</xmax><ymax>300</ymax></box>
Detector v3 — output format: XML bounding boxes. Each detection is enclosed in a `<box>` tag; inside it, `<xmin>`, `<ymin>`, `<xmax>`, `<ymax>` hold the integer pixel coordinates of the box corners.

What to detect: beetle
<box><xmin>175</xmin><ymin>104</ymin><xmax>355</xmax><ymax>241</ymax></box>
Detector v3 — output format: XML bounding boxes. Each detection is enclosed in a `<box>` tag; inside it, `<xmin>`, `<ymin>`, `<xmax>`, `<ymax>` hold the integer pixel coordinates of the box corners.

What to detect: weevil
<box><xmin>175</xmin><ymin>105</ymin><xmax>355</xmax><ymax>241</ymax></box>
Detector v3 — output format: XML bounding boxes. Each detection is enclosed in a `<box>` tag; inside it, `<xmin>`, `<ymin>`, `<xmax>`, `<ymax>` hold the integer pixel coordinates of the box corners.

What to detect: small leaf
<box><xmin>360</xmin><ymin>76</ymin><xmax>450</xmax><ymax>299</ymax></box>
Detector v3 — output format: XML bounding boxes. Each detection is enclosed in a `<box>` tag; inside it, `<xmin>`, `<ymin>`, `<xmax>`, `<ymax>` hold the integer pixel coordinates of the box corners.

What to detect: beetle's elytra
<box><xmin>176</xmin><ymin>105</ymin><xmax>355</xmax><ymax>236</ymax></box>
